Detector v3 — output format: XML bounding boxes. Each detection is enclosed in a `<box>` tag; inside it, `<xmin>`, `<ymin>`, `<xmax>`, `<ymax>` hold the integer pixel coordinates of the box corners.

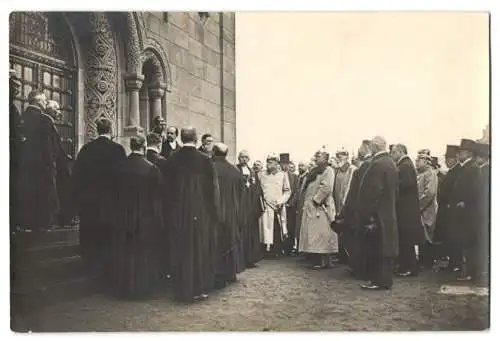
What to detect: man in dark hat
<box><xmin>475</xmin><ymin>142</ymin><xmax>490</xmax><ymax>283</ymax></box>
<box><xmin>449</xmin><ymin>139</ymin><xmax>483</xmax><ymax>281</ymax></box>
<box><xmin>280</xmin><ymin>153</ymin><xmax>299</xmax><ymax>256</ymax></box>
<box><xmin>433</xmin><ymin>145</ymin><xmax>462</xmax><ymax>271</ymax></box>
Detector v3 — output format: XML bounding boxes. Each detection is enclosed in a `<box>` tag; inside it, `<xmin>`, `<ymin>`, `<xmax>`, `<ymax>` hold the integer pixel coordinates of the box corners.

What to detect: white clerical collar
<box><xmin>169</xmin><ymin>141</ymin><xmax>177</xmax><ymax>148</ymax></box>
<box><xmin>461</xmin><ymin>157</ymin><xmax>473</xmax><ymax>166</ymax></box>
<box><xmin>183</xmin><ymin>142</ymin><xmax>196</xmax><ymax>147</ymax></box>
<box><xmin>241</xmin><ymin>166</ymin><xmax>251</xmax><ymax>175</ymax></box>
<box><xmin>146</xmin><ymin>147</ymin><xmax>160</xmax><ymax>153</ymax></box>
<box><xmin>98</xmin><ymin>134</ymin><xmax>111</xmax><ymax>140</ymax></box>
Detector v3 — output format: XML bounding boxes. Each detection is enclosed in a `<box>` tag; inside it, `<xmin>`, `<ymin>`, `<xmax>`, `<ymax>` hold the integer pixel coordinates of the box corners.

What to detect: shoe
<box><xmin>200</xmin><ymin>293</ymin><xmax>209</xmax><ymax>299</ymax></box>
<box><xmin>360</xmin><ymin>283</ymin><xmax>389</xmax><ymax>290</ymax></box>
<box><xmin>397</xmin><ymin>271</ymin><xmax>417</xmax><ymax>277</ymax></box>
<box><xmin>312</xmin><ymin>264</ymin><xmax>327</xmax><ymax>270</ymax></box>
<box><xmin>246</xmin><ymin>263</ymin><xmax>258</xmax><ymax>269</ymax></box>
<box><xmin>457</xmin><ymin>276</ymin><xmax>472</xmax><ymax>281</ymax></box>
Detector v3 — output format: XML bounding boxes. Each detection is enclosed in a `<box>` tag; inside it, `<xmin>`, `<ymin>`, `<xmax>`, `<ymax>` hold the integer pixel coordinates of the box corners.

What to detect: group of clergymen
<box><xmin>10</xmin><ymin>68</ymin><xmax>490</xmax><ymax>299</ymax></box>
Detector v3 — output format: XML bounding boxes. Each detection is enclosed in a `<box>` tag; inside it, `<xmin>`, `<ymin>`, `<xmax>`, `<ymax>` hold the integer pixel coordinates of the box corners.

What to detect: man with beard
<box><xmin>72</xmin><ymin>118</ymin><xmax>127</xmax><ymax>280</ymax></box>
<box><xmin>433</xmin><ymin>145</ymin><xmax>462</xmax><ymax>272</ymax></box>
<box><xmin>163</xmin><ymin>127</ymin><xmax>220</xmax><ymax>302</ymax></box>
<box><xmin>110</xmin><ymin>135</ymin><xmax>164</xmax><ymax>299</ymax></box>
<box><xmin>450</xmin><ymin>139</ymin><xmax>483</xmax><ymax>282</ymax></box>
<box><xmin>199</xmin><ymin>133</ymin><xmax>214</xmax><ymax>157</ymax></box>
<box><xmin>416</xmin><ymin>153</ymin><xmax>439</xmax><ymax>269</ymax></box>
<box><xmin>333</xmin><ymin>149</ymin><xmax>357</xmax><ymax>263</ymax></box>
<box><xmin>390</xmin><ymin>144</ymin><xmax>424</xmax><ymax>277</ymax></box>
<box><xmin>355</xmin><ymin>136</ymin><xmax>398</xmax><ymax>290</ymax></box>
<box><xmin>236</xmin><ymin>150</ymin><xmax>264</xmax><ymax>269</ymax></box>
<box><xmin>15</xmin><ymin>90</ymin><xmax>61</xmax><ymax>232</ymax></box>
<box><xmin>298</xmin><ymin>148</ymin><xmax>337</xmax><ymax>269</ymax></box>
<box><xmin>258</xmin><ymin>153</ymin><xmax>291</xmax><ymax>257</ymax></box>
<box><xmin>212</xmin><ymin>143</ymin><xmax>244</xmax><ymax>288</ymax></box>
<box><xmin>160</xmin><ymin>126</ymin><xmax>181</xmax><ymax>158</ymax></box>
<box><xmin>146</xmin><ymin>132</ymin><xmax>171</xmax><ymax>279</ymax></box>
<box><xmin>280</xmin><ymin>153</ymin><xmax>299</xmax><ymax>256</ymax></box>
<box><xmin>340</xmin><ymin>140</ymin><xmax>373</xmax><ymax>279</ymax></box>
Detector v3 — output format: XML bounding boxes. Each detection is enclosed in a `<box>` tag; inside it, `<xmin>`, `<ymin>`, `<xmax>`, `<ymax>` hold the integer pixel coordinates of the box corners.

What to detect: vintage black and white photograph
<box><xmin>6</xmin><ymin>5</ymin><xmax>492</xmax><ymax>333</ymax></box>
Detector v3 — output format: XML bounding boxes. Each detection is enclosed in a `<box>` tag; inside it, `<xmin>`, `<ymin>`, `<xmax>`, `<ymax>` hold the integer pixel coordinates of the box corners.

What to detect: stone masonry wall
<box><xmin>143</xmin><ymin>12</ymin><xmax>237</xmax><ymax>162</ymax></box>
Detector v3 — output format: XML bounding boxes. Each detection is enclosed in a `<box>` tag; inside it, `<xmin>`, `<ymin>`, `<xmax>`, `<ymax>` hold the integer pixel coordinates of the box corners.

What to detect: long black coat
<box><xmin>160</xmin><ymin>140</ymin><xmax>181</xmax><ymax>158</ymax></box>
<box><xmin>354</xmin><ymin>152</ymin><xmax>399</xmax><ymax>258</ymax></box>
<box><xmin>163</xmin><ymin>146</ymin><xmax>220</xmax><ymax>301</ymax></box>
<box><xmin>395</xmin><ymin>156</ymin><xmax>425</xmax><ymax>245</ymax></box>
<box><xmin>433</xmin><ymin>164</ymin><xmax>462</xmax><ymax>244</ymax></box>
<box><xmin>72</xmin><ymin>136</ymin><xmax>126</xmax><ymax>266</ymax></box>
<box><xmin>449</xmin><ymin>159</ymin><xmax>483</xmax><ymax>248</ymax></box>
<box><xmin>236</xmin><ymin>164</ymin><xmax>264</xmax><ymax>267</ymax></box>
<box><xmin>110</xmin><ymin>153</ymin><xmax>164</xmax><ymax>299</ymax></box>
<box><xmin>342</xmin><ymin>157</ymin><xmax>372</xmax><ymax>228</ymax></box>
<box><xmin>213</xmin><ymin>157</ymin><xmax>244</xmax><ymax>283</ymax></box>
<box><xmin>15</xmin><ymin>105</ymin><xmax>61</xmax><ymax>229</ymax></box>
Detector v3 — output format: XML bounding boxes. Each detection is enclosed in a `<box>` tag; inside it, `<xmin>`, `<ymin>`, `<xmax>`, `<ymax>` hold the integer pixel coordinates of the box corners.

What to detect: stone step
<box><xmin>11</xmin><ymin>227</ymin><xmax>79</xmax><ymax>251</ymax></box>
<box><xmin>12</xmin><ymin>255</ymin><xmax>87</xmax><ymax>295</ymax></box>
<box><xmin>11</xmin><ymin>275</ymin><xmax>99</xmax><ymax>331</ymax></box>
<box><xmin>12</xmin><ymin>240</ymin><xmax>80</xmax><ymax>265</ymax></box>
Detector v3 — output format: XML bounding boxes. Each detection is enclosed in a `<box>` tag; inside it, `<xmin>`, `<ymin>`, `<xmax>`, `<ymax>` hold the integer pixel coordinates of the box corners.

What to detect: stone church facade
<box><xmin>9</xmin><ymin>12</ymin><xmax>237</xmax><ymax>161</ymax></box>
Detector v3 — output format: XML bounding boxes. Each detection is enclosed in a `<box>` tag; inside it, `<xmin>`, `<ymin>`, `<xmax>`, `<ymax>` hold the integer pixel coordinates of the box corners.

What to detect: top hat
<box><xmin>431</xmin><ymin>156</ymin><xmax>440</xmax><ymax>168</ymax></box>
<box><xmin>445</xmin><ymin>145</ymin><xmax>459</xmax><ymax>158</ymax></box>
<box><xmin>279</xmin><ymin>153</ymin><xmax>290</xmax><ymax>163</ymax></box>
<box><xmin>475</xmin><ymin>142</ymin><xmax>489</xmax><ymax>158</ymax></box>
<box><xmin>459</xmin><ymin>139</ymin><xmax>477</xmax><ymax>153</ymax></box>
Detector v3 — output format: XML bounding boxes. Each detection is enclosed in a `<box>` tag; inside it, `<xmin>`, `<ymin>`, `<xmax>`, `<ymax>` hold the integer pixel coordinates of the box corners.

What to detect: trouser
<box><xmin>398</xmin><ymin>239</ymin><xmax>419</xmax><ymax>274</ymax></box>
<box><xmin>461</xmin><ymin>245</ymin><xmax>478</xmax><ymax>279</ymax></box>
<box><xmin>418</xmin><ymin>242</ymin><xmax>435</xmax><ymax>268</ymax></box>
<box><xmin>348</xmin><ymin>233</ymin><xmax>368</xmax><ymax>278</ymax></box>
<box><xmin>338</xmin><ymin>233</ymin><xmax>348</xmax><ymax>263</ymax></box>
<box><xmin>270</xmin><ymin>214</ymin><xmax>284</xmax><ymax>256</ymax></box>
<box><xmin>285</xmin><ymin>206</ymin><xmax>297</xmax><ymax>254</ymax></box>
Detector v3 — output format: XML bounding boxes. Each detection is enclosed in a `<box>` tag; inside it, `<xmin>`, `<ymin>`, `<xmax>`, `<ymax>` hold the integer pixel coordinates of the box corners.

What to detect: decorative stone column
<box><xmin>123</xmin><ymin>73</ymin><xmax>145</xmax><ymax>136</ymax></box>
<box><xmin>148</xmin><ymin>82</ymin><xmax>167</xmax><ymax>123</ymax></box>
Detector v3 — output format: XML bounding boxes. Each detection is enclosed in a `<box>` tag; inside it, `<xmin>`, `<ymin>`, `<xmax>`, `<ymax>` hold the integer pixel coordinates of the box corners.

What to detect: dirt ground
<box><xmin>15</xmin><ymin>257</ymin><xmax>489</xmax><ymax>332</ymax></box>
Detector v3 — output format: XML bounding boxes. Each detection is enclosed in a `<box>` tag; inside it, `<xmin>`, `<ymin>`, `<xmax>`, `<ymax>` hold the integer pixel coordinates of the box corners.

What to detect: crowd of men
<box><xmin>11</xmin><ymin>68</ymin><xmax>490</xmax><ymax>301</ymax></box>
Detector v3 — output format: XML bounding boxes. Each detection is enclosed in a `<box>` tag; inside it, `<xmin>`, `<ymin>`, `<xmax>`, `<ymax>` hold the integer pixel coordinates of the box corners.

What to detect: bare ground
<box><xmin>14</xmin><ymin>257</ymin><xmax>489</xmax><ymax>332</ymax></box>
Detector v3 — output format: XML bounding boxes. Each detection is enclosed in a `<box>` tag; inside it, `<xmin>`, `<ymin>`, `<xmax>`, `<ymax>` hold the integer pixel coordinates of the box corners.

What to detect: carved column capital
<box><xmin>148</xmin><ymin>81</ymin><xmax>167</xmax><ymax>99</ymax></box>
<box><xmin>124</xmin><ymin>73</ymin><xmax>145</xmax><ymax>91</ymax></box>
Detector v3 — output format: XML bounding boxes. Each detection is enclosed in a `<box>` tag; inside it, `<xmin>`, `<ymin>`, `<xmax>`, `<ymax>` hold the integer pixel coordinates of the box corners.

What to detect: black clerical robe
<box><xmin>236</xmin><ymin>164</ymin><xmax>264</xmax><ymax>268</ymax></box>
<box><xmin>15</xmin><ymin>105</ymin><xmax>61</xmax><ymax>229</ymax></box>
<box><xmin>163</xmin><ymin>146</ymin><xmax>220</xmax><ymax>301</ymax></box>
<box><xmin>213</xmin><ymin>156</ymin><xmax>244</xmax><ymax>286</ymax></box>
<box><xmin>72</xmin><ymin>136</ymin><xmax>126</xmax><ymax>273</ymax></box>
<box><xmin>110</xmin><ymin>153</ymin><xmax>164</xmax><ymax>299</ymax></box>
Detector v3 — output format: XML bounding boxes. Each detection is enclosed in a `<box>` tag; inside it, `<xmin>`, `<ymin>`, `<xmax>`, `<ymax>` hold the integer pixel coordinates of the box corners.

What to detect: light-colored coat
<box><xmin>417</xmin><ymin>167</ymin><xmax>439</xmax><ymax>242</ymax></box>
<box><xmin>258</xmin><ymin>170</ymin><xmax>291</xmax><ymax>245</ymax></box>
<box><xmin>298</xmin><ymin>166</ymin><xmax>338</xmax><ymax>254</ymax></box>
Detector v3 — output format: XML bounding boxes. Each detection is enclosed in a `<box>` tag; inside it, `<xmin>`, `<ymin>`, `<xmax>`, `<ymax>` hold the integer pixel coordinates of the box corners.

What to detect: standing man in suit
<box><xmin>72</xmin><ymin>118</ymin><xmax>127</xmax><ymax>281</ymax></box>
<box><xmin>450</xmin><ymin>139</ymin><xmax>483</xmax><ymax>282</ymax></box>
<box><xmin>160</xmin><ymin>126</ymin><xmax>181</xmax><ymax>158</ymax></box>
<box><xmin>391</xmin><ymin>144</ymin><xmax>424</xmax><ymax>277</ymax></box>
<box><xmin>355</xmin><ymin>136</ymin><xmax>399</xmax><ymax>290</ymax></box>
<box><xmin>280</xmin><ymin>153</ymin><xmax>299</xmax><ymax>256</ymax></box>
<box><xmin>15</xmin><ymin>90</ymin><xmax>61</xmax><ymax>232</ymax></box>
<box><xmin>433</xmin><ymin>145</ymin><xmax>462</xmax><ymax>271</ymax></box>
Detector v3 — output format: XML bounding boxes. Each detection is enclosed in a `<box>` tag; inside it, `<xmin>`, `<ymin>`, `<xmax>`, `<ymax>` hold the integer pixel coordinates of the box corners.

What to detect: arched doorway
<box><xmin>9</xmin><ymin>12</ymin><xmax>77</xmax><ymax>159</ymax></box>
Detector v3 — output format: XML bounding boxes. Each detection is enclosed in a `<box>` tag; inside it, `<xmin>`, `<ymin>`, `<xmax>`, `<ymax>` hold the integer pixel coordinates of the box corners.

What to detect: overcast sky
<box><xmin>235</xmin><ymin>12</ymin><xmax>489</xmax><ymax>165</ymax></box>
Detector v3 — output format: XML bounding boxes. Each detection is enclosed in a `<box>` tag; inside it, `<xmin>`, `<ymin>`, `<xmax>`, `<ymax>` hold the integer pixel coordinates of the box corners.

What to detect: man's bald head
<box><xmin>213</xmin><ymin>143</ymin><xmax>229</xmax><ymax>157</ymax></box>
<box><xmin>371</xmin><ymin>135</ymin><xmax>387</xmax><ymax>153</ymax></box>
<box><xmin>46</xmin><ymin>100</ymin><xmax>62</xmax><ymax>120</ymax></box>
<box><xmin>180</xmin><ymin>127</ymin><xmax>197</xmax><ymax>144</ymax></box>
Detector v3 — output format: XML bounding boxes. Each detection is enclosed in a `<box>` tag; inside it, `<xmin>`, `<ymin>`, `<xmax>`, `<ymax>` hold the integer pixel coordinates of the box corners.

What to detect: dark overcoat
<box><xmin>433</xmin><ymin>164</ymin><xmax>462</xmax><ymax>244</ymax></box>
<box><xmin>449</xmin><ymin>159</ymin><xmax>483</xmax><ymax>248</ymax></box>
<box><xmin>395</xmin><ymin>156</ymin><xmax>425</xmax><ymax>245</ymax></box>
<box><xmin>354</xmin><ymin>152</ymin><xmax>399</xmax><ymax>258</ymax></box>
